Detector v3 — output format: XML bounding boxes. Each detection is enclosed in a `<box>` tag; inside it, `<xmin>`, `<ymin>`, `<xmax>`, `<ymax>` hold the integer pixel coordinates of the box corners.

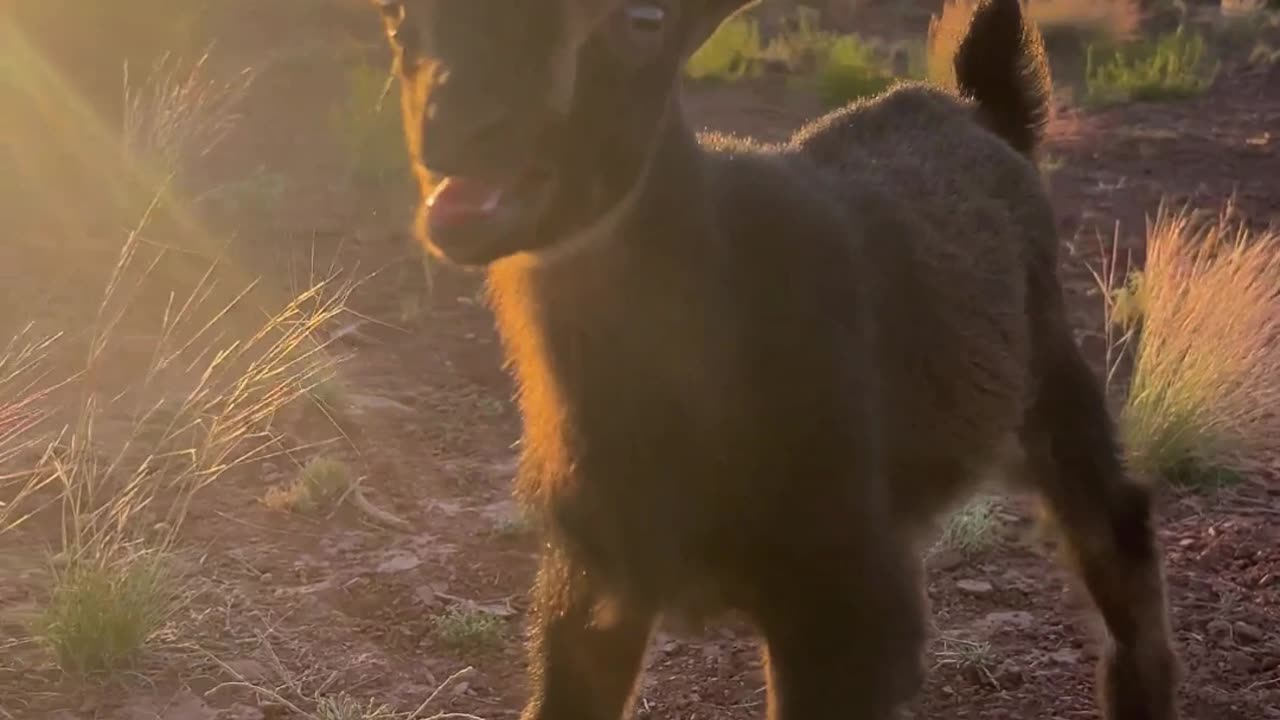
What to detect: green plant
<box><xmin>1095</xmin><ymin>202</ymin><xmax>1280</xmax><ymax>483</ymax></box>
<box><xmin>433</xmin><ymin>605</ymin><xmax>504</xmax><ymax>649</ymax></box>
<box><xmin>685</xmin><ymin>14</ymin><xmax>764</xmax><ymax>81</ymax></box>
<box><xmin>935</xmin><ymin>495</ymin><xmax>1001</xmax><ymax>554</ymax></box>
<box><xmin>36</xmin><ymin>549</ymin><xmax>181</xmax><ymax>676</ymax></box>
<box><xmin>1085</xmin><ymin>29</ymin><xmax>1217</xmax><ymax>106</ymax></box>
<box><xmin>815</xmin><ymin>35</ymin><xmax>897</xmax><ymax>108</ymax></box>
<box><xmin>331</xmin><ymin>61</ymin><xmax>408</xmax><ymax>185</ymax></box>
<box><xmin>314</xmin><ymin>693</ymin><xmax>395</xmax><ymax>720</ymax></box>
<box><xmin>264</xmin><ymin>456</ymin><xmax>354</xmax><ymax>514</ymax></box>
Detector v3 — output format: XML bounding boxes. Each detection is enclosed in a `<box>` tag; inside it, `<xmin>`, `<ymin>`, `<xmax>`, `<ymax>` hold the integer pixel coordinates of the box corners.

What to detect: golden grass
<box><xmin>1095</xmin><ymin>201</ymin><xmax>1280</xmax><ymax>482</ymax></box>
<box><xmin>0</xmin><ymin>196</ymin><xmax>355</xmax><ymax>674</ymax></box>
<box><xmin>123</xmin><ymin>48</ymin><xmax>255</xmax><ymax>183</ymax></box>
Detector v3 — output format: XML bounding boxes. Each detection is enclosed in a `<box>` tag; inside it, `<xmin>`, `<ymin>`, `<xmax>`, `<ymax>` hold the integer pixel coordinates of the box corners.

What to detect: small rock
<box><xmin>376</xmin><ymin>553</ymin><xmax>422</xmax><ymax>574</ymax></box>
<box><xmin>1207</xmin><ymin>619</ymin><xmax>1233</xmax><ymax>641</ymax></box>
<box><xmin>1227</xmin><ymin>651</ymin><xmax>1258</xmax><ymax>672</ymax></box>
<box><xmin>414</xmin><ymin>585</ymin><xmax>438</xmax><ymax>607</ymax></box>
<box><xmin>1048</xmin><ymin>647</ymin><xmax>1082</xmax><ymax>665</ymax></box>
<box><xmin>956</xmin><ymin>579</ymin><xmax>994</xmax><ymax>596</ymax></box>
<box><xmin>452</xmin><ymin>681</ymin><xmax>471</xmax><ymax>696</ymax></box>
<box><xmin>1233</xmin><ymin>621</ymin><xmax>1265</xmax><ymax>644</ymax></box>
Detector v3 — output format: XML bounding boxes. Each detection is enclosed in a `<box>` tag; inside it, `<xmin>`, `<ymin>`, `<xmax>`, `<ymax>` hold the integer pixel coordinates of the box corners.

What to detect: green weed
<box><xmin>433</xmin><ymin>605</ymin><xmax>504</xmax><ymax>649</ymax></box>
<box><xmin>36</xmin><ymin>549</ymin><xmax>182</xmax><ymax>677</ymax></box>
<box><xmin>815</xmin><ymin>36</ymin><xmax>898</xmax><ymax>108</ymax></box>
<box><xmin>1085</xmin><ymin>29</ymin><xmax>1217</xmax><ymax>106</ymax></box>
<box><xmin>935</xmin><ymin>496</ymin><xmax>1001</xmax><ymax>555</ymax></box>
<box><xmin>264</xmin><ymin>457</ymin><xmax>354</xmax><ymax>514</ymax></box>
<box><xmin>685</xmin><ymin>15</ymin><xmax>763</xmax><ymax>81</ymax></box>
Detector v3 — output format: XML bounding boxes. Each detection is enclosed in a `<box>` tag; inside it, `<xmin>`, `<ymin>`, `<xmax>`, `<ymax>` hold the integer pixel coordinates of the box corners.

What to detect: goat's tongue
<box><xmin>426</xmin><ymin>177</ymin><xmax>506</xmax><ymax>225</ymax></box>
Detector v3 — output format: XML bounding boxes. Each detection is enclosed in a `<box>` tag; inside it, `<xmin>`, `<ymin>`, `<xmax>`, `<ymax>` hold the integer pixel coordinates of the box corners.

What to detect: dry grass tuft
<box><xmin>433</xmin><ymin>605</ymin><xmax>505</xmax><ymax>650</ymax></box>
<box><xmin>123</xmin><ymin>48</ymin><xmax>255</xmax><ymax>184</ymax></box>
<box><xmin>935</xmin><ymin>495</ymin><xmax>1001</xmax><ymax>555</ymax></box>
<box><xmin>1095</xmin><ymin>201</ymin><xmax>1280</xmax><ymax>483</ymax></box>
<box><xmin>263</xmin><ymin>456</ymin><xmax>355</xmax><ymax>515</ymax></box>
<box><xmin>1</xmin><ymin>198</ymin><xmax>355</xmax><ymax>675</ymax></box>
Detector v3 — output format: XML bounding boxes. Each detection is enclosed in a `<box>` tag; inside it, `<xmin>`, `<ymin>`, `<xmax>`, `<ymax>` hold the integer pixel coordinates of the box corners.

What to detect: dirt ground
<box><xmin>3</xmin><ymin>2</ymin><xmax>1280</xmax><ymax>719</ymax></box>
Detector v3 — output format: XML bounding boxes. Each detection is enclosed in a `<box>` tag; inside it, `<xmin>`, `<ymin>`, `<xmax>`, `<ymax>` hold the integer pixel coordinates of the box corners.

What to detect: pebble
<box><xmin>956</xmin><ymin>578</ymin><xmax>994</xmax><ymax>595</ymax></box>
<box><xmin>1233</xmin><ymin>621</ymin><xmax>1265</xmax><ymax>644</ymax></box>
<box><xmin>1207</xmin><ymin>619</ymin><xmax>1233</xmax><ymax>641</ymax></box>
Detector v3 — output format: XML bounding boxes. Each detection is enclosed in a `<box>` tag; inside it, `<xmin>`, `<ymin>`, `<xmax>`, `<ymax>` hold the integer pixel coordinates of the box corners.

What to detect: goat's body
<box><xmin>465</xmin><ymin>3</ymin><xmax>1178</xmax><ymax>718</ymax></box>
<box><xmin>489</xmin><ymin>84</ymin><xmax>1047</xmax><ymax>610</ymax></box>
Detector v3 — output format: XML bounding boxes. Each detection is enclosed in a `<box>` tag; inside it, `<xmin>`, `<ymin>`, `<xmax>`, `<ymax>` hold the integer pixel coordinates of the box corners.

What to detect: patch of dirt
<box><xmin>3</xmin><ymin>6</ymin><xmax>1280</xmax><ymax>720</ymax></box>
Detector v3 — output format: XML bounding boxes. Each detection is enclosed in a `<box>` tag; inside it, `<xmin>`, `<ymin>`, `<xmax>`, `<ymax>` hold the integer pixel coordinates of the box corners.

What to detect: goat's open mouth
<box><xmin>422</xmin><ymin>168</ymin><xmax>555</xmax><ymax>264</ymax></box>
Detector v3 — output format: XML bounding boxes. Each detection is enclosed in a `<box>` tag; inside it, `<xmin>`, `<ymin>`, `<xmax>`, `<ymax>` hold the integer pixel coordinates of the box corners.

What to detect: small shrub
<box><xmin>1085</xmin><ymin>29</ymin><xmax>1217</xmax><ymax>106</ymax></box>
<box><xmin>36</xmin><ymin>550</ymin><xmax>181</xmax><ymax>676</ymax></box>
<box><xmin>815</xmin><ymin>36</ymin><xmax>898</xmax><ymax>108</ymax></box>
<box><xmin>315</xmin><ymin>693</ymin><xmax>395</xmax><ymax>720</ymax></box>
<box><xmin>1102</xmin><ymin>202</ymin><xmax>1280</xmax><ymax>483</ymax></box>
<box><xmin>331</xmin><ymin>61</ymin><xmax>408</xmax><ymax>185</ymax></box>
<box><xmin>264</xmin><ymin>457</ymin><xmax>353</xmax><ymax>514</ymax></box>
<box><xmin>935</xmin><ymin>496</ymin><xmax>1001</xmax><ymax>555</ymax></box>
<box><xmin>685</xmin><ymin>14</ymin><xmax>763</xmax><ymax>81</ymax></box>
<box><xmin>758</xmin><ymin>6</ymin><xmax>835</xmax><ymax>73</ymax></box>
<box><xmin>433</xmin><ymin>605</ymin><xmax>504</xmax><ymax>649</ymax></box>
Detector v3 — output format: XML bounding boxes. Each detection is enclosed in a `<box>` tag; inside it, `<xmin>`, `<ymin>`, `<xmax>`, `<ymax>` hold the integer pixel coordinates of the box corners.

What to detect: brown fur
<box><xmin>372</xmin><ymin>0</ymin><xmax>1179</xmax><ymax>718</ymax></box>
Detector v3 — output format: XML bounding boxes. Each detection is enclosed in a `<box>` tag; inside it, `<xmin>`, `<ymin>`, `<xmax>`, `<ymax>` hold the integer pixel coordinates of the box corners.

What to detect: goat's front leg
<box><xmin>520</xmin><ymin>549</ymin><xmax>656</xmax><ymax>720</ymax></box>
<box><xmin>753</xmin><ymin>536</ymin><xmax>927</xmax><ymax>720</ymax></box>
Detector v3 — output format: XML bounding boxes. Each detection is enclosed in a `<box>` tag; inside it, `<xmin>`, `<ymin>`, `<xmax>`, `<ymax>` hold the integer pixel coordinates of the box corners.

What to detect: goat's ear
<box><xmin>682</xmin><ymin>0</ymin><xmax>759</xmax><ymax>58</ymax></box>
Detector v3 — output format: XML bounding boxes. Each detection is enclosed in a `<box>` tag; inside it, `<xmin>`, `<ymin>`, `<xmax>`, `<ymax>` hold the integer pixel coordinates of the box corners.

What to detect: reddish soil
<box><xmin>2</xmin><ymin>4</ymin><xmax>1279</xmax><ymax>720</ymax></box>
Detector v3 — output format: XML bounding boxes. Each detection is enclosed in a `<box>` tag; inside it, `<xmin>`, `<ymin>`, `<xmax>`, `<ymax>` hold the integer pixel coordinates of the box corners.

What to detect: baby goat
<box><xmin>369</xmin><ymin>0</ymin><xmax>1179</xmax><ymax>718</ymax></box>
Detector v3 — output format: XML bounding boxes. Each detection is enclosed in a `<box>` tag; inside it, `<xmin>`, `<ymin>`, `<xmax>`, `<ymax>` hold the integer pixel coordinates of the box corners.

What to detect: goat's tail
<box><xmin>954</xmin><ymin>0</ymin><xmax>1051</xmax><ymax>159</ymax></box>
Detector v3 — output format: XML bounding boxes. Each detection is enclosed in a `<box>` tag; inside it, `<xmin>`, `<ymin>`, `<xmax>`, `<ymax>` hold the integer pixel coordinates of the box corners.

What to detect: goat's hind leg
<box><xmin>519</xmin><ymin>549</ymin><xmax>656</xmax><ymax>720</ymax></box>
<box><xmin>1021</xmin><ymin>337</ymin><xmax>1179</xmax><ymax>720</ymax></box>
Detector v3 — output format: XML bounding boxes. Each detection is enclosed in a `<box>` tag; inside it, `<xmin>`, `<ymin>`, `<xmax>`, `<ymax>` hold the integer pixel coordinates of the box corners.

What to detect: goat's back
<box><xmin>789</xmin><ymin>84</ymin><xmax>1060</xmax><ymax>521</ymax></box>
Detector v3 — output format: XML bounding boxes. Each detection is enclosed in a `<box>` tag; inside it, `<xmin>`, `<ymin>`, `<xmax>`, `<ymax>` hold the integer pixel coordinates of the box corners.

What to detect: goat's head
<box><xmin>372</xmin><ymin>0</ymin><xmax>756</xmax><ymax>266</ymax></box>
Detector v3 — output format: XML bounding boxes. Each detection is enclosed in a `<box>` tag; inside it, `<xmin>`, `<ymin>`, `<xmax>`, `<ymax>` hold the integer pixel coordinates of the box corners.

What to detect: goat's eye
<box><xmin>623</xmin><ymin>2</ymin><xmax>666</xmax><ymax>32</ymax></box>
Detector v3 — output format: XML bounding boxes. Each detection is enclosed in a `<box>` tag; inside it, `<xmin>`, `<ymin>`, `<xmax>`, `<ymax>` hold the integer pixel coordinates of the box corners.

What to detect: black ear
<box><xmin>682</xmin><ymin>0</ymin><xmax>759</xmax><ymax>57</ymax></box>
